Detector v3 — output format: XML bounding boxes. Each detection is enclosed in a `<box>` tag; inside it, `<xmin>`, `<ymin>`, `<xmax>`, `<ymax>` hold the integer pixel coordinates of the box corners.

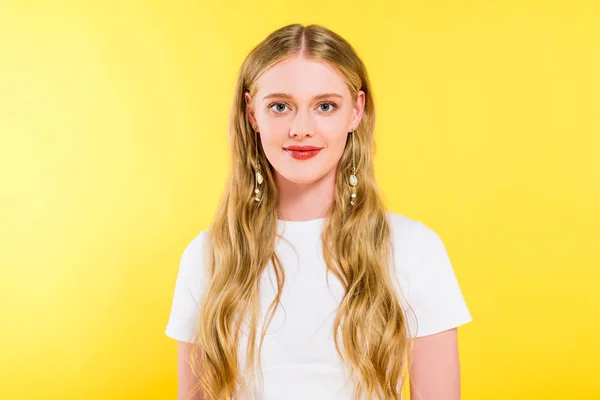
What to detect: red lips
<box><xmin>284</xmin><ymin>145</ymin><xmax>323</xmax><ymax>160</ymax></box>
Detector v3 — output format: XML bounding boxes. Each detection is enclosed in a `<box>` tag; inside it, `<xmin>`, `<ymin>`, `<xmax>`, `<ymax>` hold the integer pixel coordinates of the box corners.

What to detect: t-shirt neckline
<box><xmin>276</xmin><ymin>215</ymin><xmax>328</xmax><ymax>234</ymax></box>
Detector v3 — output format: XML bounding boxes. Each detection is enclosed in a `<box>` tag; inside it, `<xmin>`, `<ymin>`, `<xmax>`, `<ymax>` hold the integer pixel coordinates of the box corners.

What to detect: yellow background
<box><xmin>1</xmin><ymin>0</ymin><xmax>598</xmax><ymax>399</ymax></box>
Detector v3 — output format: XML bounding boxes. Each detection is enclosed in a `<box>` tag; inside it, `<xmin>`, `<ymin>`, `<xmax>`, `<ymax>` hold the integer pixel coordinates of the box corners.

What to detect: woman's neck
<box><xmin>275</xmin><ymin>167</ymin><xmax>335</xmax><ymax>222</ymax></box>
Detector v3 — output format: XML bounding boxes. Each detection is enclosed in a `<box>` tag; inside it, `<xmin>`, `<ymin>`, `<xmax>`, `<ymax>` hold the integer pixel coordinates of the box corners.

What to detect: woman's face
<box><xmin>245</xmin><ymin>55</ymin><xmax>365</xmax><ymax>185</ymax></box>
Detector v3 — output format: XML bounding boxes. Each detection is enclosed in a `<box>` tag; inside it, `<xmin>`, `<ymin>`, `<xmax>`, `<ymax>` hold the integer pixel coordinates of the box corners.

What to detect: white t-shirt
<box><xmin>165</xmin><ymin>211</ymin><xmax>472</xmax><ymax>399</ymax></box>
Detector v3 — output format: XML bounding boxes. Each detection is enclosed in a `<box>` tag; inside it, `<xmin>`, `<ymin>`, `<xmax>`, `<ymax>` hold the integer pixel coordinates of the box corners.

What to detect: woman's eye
<box><xmin>319</xmin><ymin>102</ymin><xmax>337</xmax><ymax>113</ymax></box>
<box><xmin>269</xmin><ymin>103</ymin><xmax>289</xmax><ymax>113</ymax></box>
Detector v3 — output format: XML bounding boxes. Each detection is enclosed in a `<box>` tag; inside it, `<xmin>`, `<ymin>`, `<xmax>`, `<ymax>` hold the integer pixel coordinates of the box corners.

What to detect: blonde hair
<box><xmin>187</xmin><ymin>24</ymin><xmax>414</xmax><ymax>400</ymax></box>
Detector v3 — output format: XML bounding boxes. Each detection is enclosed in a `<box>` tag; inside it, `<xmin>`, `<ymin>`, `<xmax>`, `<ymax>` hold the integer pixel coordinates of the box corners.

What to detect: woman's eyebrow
<box><xmin>262</xmin><ymin>93</ymin><xmax>343</xmax><ymax>102</ymax></box>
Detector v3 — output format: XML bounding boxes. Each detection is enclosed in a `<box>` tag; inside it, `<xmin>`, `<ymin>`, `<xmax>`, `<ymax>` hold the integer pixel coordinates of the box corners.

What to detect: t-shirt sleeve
<box><xmin>405</xmin><ymin>222</ymin><xmax>473</xmax><ymax>338</ymax></box>
<box><xmin>164</xmin><ymin>230</ymin><xmax>209</xmax><ymax>343</ymax></box>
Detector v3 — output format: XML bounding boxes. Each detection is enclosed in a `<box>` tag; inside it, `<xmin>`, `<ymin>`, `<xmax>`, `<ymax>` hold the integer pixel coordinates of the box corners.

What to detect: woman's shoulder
<box><xmin>177</xmin><ymin>229</ymin><xmax>211</xmax><ymax>283</ymax></box>
<box><xmin>385</xmin><ymin>210</ymin><xmax>439</xmax><ymax>249</ymax></box>
<box><xmin>385</xmin><ymin>211</ymin><xmax>423</xmax><ymax>240</ymax></box>
<box><xmin>385</xmin><ymin>210</ymin><xmax>450</xmax><ymax>269</ymax></box>
<box><xmin>182</xmin><ymin>229</ymin><xmax>209</xmax><ymax>255</ymax></box>
<box><xmin>385</xmin><ymin>211</ymin><xmax>472</xmax><ymax>337</ymax></box>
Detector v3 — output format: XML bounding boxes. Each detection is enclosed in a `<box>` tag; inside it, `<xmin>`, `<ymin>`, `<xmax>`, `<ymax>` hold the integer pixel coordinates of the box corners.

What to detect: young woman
<box><xmin>165</xmin><ymin>24</ymin><xmax>472</xmax><ymax>400</ymax></box>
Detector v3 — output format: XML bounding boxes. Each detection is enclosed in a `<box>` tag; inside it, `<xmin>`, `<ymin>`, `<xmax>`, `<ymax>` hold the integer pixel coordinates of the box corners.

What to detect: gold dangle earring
<box><xmin>254</xmin><ymin>129</ymin><xmax>264</xmax><ymax>202</ymax></box>
<box><xmin>349</xmin><ymin>130</ymin><xmax>358</xmax><ymax>206</ymax></box>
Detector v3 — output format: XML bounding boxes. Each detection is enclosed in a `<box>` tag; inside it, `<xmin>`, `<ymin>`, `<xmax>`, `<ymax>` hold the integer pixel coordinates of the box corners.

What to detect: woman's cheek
<box><xmin>271</xmin><ymin>118</ymin><xmax>292</xmax><ymax>134</ymax></box>
<box><xmin>260</xmin><ymin>136</ymin><xmax>286</xmax><ymax>165</ymax></box>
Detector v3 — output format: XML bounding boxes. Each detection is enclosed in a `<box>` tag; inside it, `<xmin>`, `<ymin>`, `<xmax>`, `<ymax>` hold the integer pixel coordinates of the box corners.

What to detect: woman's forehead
<box><xmin>254</xmin><ymin>56</ymin><xmax>349</xmax><ymax>100</ymax></box>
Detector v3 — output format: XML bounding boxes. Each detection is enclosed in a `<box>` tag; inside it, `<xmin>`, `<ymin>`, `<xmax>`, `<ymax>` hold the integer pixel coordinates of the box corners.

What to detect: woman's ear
<box><xmin>245</xmin><ymin>92</ymin><xmax>258</xmax><ymax>130</ymax></box>
<box><xmin>350</xmin><ymin>90</ymin><xmax>366</xmax><ymax>131</ymax></box>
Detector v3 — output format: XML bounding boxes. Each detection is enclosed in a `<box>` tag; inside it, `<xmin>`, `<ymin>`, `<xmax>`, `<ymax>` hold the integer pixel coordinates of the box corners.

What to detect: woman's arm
<box><xmin>409</xmin><ymin>327</ymin><xmax>462</xmax><ymax>400</ymax></box>
<box><xmin>177</xmin><ymin>341</ymin><xmax>205</xmax><ymax>400</ymax></box>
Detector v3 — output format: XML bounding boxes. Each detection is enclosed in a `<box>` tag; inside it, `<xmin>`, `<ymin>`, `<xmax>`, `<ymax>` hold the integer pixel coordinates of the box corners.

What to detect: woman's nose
<box><xmin>289</xmin><ymin>110</ymin><xmax>314</xmax><ymax>138</ymax></box>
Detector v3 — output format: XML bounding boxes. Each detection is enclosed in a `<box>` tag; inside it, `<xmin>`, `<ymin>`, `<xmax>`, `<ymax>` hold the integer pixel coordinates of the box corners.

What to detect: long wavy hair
<box><xmin>187</xmin><ymin>24</ymin><xmax>414</xmax><ymax>400</ymax></box>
